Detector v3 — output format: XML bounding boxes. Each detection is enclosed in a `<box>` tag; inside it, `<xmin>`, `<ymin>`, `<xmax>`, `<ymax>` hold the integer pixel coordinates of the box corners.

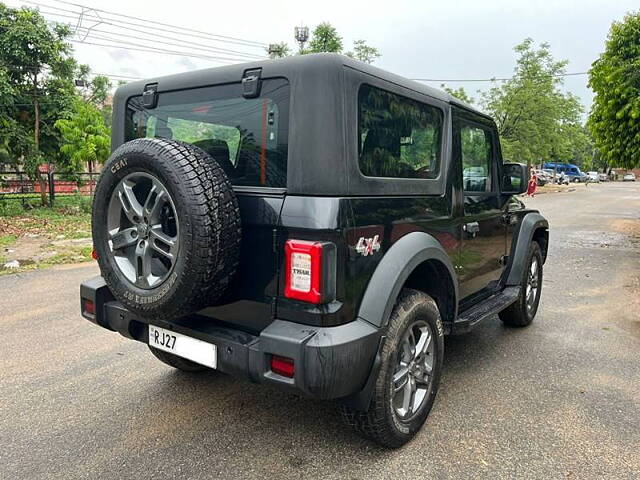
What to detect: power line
<box><xmin>411</xmin><ymin>72</ymin><xmax>589</xmax><ymax>82</ymax></box>
<box><xmin>69</xmin><ymin>39</ymin><xmax>242</xmax><ymax>64</ymax></box>
<box><xmin>93</xmin><ymin>72</ymin><xmax>140</xmax><ymax>80</ymax></box>
<box><xmin>23</xmin><ymin>0</ymin><xmax>268</xmax><ymax>48</ymax></box>
<box><xmin>70</xmin><ymin>32</ymin><xmax>256</xmax><ymax>63</ymax></box>
<box><xmin>53</xmin><ymin>0</ymin><xmax>268</xmax><ymax>46</ymax></box>
<box><xmin>38</xmin><ymin>10</ymin><xmax>265</xmax><ymax>60</ymax></box>
<box><xmin>70</xmin><ymin>25</ymin><xmax>264</xmax><ymax>61</ymax></box>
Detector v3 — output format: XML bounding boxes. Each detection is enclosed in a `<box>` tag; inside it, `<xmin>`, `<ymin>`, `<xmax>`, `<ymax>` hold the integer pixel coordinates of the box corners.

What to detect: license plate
<box><xmin>148</xmin><ymin>325</ymin><xmax>217</xmax><ymax>369</ymax></box>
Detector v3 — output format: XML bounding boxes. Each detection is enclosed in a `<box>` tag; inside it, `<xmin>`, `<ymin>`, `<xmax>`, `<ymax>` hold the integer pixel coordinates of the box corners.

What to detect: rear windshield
<box><xmin>126</xmin><ymin>78</ymin><xmax>290</xmax><ymax>188</ymax></box>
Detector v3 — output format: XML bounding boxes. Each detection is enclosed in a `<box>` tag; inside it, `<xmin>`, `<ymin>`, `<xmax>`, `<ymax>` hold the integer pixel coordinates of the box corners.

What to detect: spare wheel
<box><xmin>92</xmin><ymin>138</ymin><xmax>241</xmax><ymax>319</ymax></box>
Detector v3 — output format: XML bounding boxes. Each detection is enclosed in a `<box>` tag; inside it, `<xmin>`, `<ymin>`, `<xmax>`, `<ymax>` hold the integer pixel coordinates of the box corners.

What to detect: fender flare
<box><xmin>505</xmin><ymin>212</ymin><xmax>549</xmax><ymax>286</ymax></box>
<box><xmin>357</xmin><ymin>231</ymin><xmax>458</xmax><ymax>328</ymax></box>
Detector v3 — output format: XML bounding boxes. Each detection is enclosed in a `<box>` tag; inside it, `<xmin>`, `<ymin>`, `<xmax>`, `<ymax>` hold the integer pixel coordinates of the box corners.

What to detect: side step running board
<box><xmin>451</xmin><ymin>286</ymin><xmax>521</xmax><ymax>334</ymax></box>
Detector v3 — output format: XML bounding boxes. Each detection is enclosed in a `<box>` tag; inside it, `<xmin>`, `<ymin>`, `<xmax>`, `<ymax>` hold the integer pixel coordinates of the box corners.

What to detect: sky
<box><xmin>7</xmin><ymin>0</ymin><xmax>638</xmax><ymax>116</ymax></box>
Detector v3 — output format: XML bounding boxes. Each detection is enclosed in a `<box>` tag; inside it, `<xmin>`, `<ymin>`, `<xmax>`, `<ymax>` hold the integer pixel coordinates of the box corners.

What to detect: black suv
<box><xmin>81</xmin><ymin>54</ymin><xmax>548</xmax><ymax>448</ymax></box>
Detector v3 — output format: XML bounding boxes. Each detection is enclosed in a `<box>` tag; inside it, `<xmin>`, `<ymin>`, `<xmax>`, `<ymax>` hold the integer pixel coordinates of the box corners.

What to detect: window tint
<box><xmin>126</xmin><ymin>78</ymin><xmax>290</xmax><ymax>188</ymax></box>
<box><xmin>358</xmin><ymin>85</ymin><xmax>443</xmax><ymax>179</ymax></box>
<box><xmin>461</xmin><ymin>125</ymin><xmax>492</xmax><ymax>192</ymax></box>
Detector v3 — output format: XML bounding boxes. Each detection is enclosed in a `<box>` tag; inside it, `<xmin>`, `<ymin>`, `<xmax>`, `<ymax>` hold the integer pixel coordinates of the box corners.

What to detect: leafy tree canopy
<box><xmin>270</xmin><ymin>23</ymin><xmax>380</xmax><ymax>64</ymax></box>
<box><xmin>481</xmin><ymin>38</ymin><xmax>587</xmax><ymax>166</ymax></box>
<box><xmin>0</xmin><ymin>4</ymin><xmax>77</xmax><ymax>176</ymax></box>
<box><xmin>55</xmin><ymin>99</ymin><xmax>110</xmax><ymax>173</ymax></box>
<box><xmin>441</xmin><ymin>85</ymin><xmax>474</xmax><ymax>104</ymax></box>
<box><xmin>346</xmin><ymin>40</ymin><xmax>381</xmax><ymax>64</ymax></box>
<box><xmin>267</xmin><ymin>42</ymin><xmax>291</xmax><ymax>59</ymax></box>
<box><xmin>307</xmin><ymin>22</ymin><xmax>343</xmax><ymax>53</ymax></box>
<box><xmin>588</xmin><ymin>11</ymin><xmax>640</xmax><ymax>168</ymax></box>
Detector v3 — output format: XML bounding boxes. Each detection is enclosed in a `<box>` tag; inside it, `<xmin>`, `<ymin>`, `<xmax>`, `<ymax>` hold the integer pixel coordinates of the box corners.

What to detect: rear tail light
<box><xmin>83</xmin><ymin>299</ymin><xmax>95</xmax><ymax>316</ymax></box>
<box><xmin>91</xmin><ymin>248</ymin><xmax>98</xmax><ymax>260</ymax></box>
<box><xmin>270</xmin><ymin>355</ymin><xmax>295</xmax><ymax>378</ymax></box>
<box><xmin>284</xmin><ymin>240</ymin><xmax>335</xmax><ymax>304</ymax></box>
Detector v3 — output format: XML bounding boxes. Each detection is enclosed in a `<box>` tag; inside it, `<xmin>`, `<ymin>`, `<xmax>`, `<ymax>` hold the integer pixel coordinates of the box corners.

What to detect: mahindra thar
<box><xmin>81</xmin><ymin>53</ymin><xmax>549</xmax><ymax>448</ymax></box>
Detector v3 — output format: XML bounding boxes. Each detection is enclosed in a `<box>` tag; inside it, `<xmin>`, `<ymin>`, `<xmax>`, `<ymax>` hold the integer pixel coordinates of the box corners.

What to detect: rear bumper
<box><xmin>80</xmin><ymin>276</ymin><xmax>381</xmax><ymax>401</ymax></box>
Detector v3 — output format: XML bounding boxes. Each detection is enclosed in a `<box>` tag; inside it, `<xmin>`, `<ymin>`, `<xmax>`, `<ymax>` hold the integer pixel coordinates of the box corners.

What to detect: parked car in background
<box><xmin>544</xmin><ymin>169</ymin><xmax>569</xmax><ymax>185</ymax></box>
<box><xmin>623</xmin><ymin>173</ymin><xmax>636</xmax><ymax>181</ymax></box>
<box><xmin>598</xmin><ymin>173</ymin><xmax>609</xmax><ymax>182</ymax></box>
<box><xmin>543</xmin><ymin>162</ymin><xmax>588</xmax><ymax>183</ymax></box>
<box><xmin>531</xmin><ymin>169</ymin><xmax>548</xmax><ymax>186</ymax></box>
<box><xmin>587</xmin><ymin>171</ymin><xmax>600</xmax><ymax>183</ymax></box>
<box><xmin>539</xmin><ymin>168</ymin><xmax>565</xmax><ymax>185</ymax></box>
<box><xmin>541</xmin><ymin>169</ymin><xmax>556</xmax><ymax>182</ymax></box>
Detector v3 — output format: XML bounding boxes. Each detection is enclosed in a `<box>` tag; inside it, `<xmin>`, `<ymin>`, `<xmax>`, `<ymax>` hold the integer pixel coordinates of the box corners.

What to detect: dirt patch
<box><xmin>529</xmin><ymin>184</ymin><xmax>581</xmax><ymax>195</ymax></box>
<box><xmin>2</xmin><ymin>234</ymin><xmax>93</xmax><ymax>274</ymax></box>
<box><xmin>1</xmin><ymin>197</ymin><xmax>93</xmax><ymax>274</ymax></box>
<box><xmin>610</xmin><ymin>218</ymin><xmax>640</xmax><ymax>239</ymax></box>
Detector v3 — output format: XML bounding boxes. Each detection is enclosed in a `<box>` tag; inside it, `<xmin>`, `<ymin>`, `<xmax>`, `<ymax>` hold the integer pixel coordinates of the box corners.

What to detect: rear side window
<box><xmin>358</xmin><ymin>85</ymin><xmax>443</xmax><ymax>179</ymax></box>
<box><xmin>460</xmin><ymin>125</ymin><xmax>492</xmax><ymax>192</ymax></box>
<box><xmin>126</xmin><ymin>78</ymin><xmax>290</xmax><ymax>188</ymax></box>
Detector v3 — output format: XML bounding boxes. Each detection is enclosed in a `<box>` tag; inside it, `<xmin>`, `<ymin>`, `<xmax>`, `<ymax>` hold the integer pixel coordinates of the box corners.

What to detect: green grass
<box><xmin>0</xmin><ymin>194</ymin><xmax>93</xmax><ymax>217</ymax></box>
<box><xmin>0</xmin><ymin>234</ymin><xmax>17</xmax><ymax>248</ymax></box>
<box><xmin>0</xmin><ymin>195</ymin><xmax>93</xmax><ymax>274</ymax></box>
<box><xmin>42</xmin><ymin>245</ymin><xmax>94</xmax><ymax>265</ymax></box>
<box><xmin>0</xmin><ymin>195</ymin><xmax>92</xmax><ymax>239</ymax></box>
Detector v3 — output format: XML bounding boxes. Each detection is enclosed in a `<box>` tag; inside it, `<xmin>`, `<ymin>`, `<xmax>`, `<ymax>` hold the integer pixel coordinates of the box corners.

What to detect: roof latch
<box><xmin>142</xmin><ymin>83</ymin><xmax>159</xmax><ymax>109</ymax></box>
<box><xmin>242</xmin><ymin>68</ymin><xmax>262</xmax><ymax>98</ymax></box>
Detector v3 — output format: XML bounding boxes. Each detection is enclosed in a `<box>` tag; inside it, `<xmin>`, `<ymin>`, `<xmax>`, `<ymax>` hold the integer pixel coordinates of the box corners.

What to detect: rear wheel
<box><xmin>341</xmin><ymin>289</ymin><xmax>444</xmax><ymax>448</ymax></box>
<box><xmin>499</xmin><ymin>241</ymin><xmax>543</xmax><ymax>327</ymax></box>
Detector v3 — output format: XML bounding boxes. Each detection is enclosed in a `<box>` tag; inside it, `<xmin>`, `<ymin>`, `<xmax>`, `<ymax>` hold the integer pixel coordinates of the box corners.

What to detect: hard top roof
<box><xmin>116</xmin><ymin>53</ymin><xmax>490</xmax><ymax>120</ymax></box>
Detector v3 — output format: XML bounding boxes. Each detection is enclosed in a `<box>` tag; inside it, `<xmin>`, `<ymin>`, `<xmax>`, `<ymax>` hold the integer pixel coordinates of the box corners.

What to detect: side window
<box><xmin>460</xmin><ymin>125</ymin><xmax>493</xmax><ymax>192</ymax></box>
<box><xmin>358</xmin><ymin>85</ymin><xmax>443</xmax><ymax>179</ymax></box>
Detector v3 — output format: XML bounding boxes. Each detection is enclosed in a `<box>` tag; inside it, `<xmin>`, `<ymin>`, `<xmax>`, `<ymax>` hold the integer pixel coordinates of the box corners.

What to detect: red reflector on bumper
<box><xmin>91</xmin><ymin>249</ymin><xmax>98</xmax><ymax>260</ymax></box>
<box><xmin>83</xmin><ymin>299</ymin><xmax>95</xmax><ymax>315</ymax></box>
<box><xmin>270</xmin><ymin>355</ymin><xmax>295</xmax><ymax>378</ymax></box>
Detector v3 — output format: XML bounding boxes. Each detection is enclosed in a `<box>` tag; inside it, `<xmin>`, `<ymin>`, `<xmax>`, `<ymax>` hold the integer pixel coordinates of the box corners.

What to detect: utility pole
<box><xmin>294</xmin><ymin>25</ymin><xmax>309</xmax><ymax>54</ymax></box>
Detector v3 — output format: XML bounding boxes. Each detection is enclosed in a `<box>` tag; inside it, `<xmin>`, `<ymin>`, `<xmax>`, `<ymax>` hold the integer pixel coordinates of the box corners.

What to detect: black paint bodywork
<box><xmin>84</xmin><ymin>53</ymin><xmax>549</xmax><ymax>402</ymax></box>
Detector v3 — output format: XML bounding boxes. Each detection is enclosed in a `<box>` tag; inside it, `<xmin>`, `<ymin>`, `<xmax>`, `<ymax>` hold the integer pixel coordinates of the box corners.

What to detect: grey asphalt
<box><xmin>1</xmin><ymin>182</ymin><xmax>639</xmax><ymax>479</ymax></box>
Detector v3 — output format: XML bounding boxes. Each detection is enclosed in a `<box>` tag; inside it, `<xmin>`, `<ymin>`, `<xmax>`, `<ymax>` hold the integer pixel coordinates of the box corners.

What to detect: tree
<box><xmin>588</xmin><ymin>11</ymin><xmax>640</xmax><ymax>169</ymax></box>
<box><xmin>270</xmin><ymin>24</ymin><xmax>381</xmax><ymax>64</ymax></box>
<box><xmin>481</xmin><ymin>38</ymin><xmax>584</xmax><ymax>166</ymax></box>
<box><xmin>75</xmin><ymin>65</ymin><xmax>111</xmax><ymax>108</ymax></box>
<box><xmin>0</xmin><ymin>65</ymin><xmax>30</xmax><ymax>165</ymax></box>
<box><xmin>307</xmin><ymin>22</ymin><xmax>343</xmax><ymax>53</ymax></box>
<box><xmin>0</xmin><ymin>5</ymin><xmax>77</xmax><ymax>204</ymax></box>
<box><xmin>346</xmin><ymin>40</ymin><xmax>380</xmax><ymax>64</ymax></box>
<box><xmin>267</xmin><ymin>42</ymin><xmax>291</xmax><ymax>59</ymax></box>
<box><xmin>55</xmin><ymin>99</ymin><xmax>110</xmax><ymax>173</ymax></box>
<box><xmin>75</xmin><ymin>65</ymin><xmax>113</xmax><ymax>125</ymax></box>
<box><xmin>441</xmin><ymin>84</ymin><xmax>474</xmax><ymax>104</ymax></box>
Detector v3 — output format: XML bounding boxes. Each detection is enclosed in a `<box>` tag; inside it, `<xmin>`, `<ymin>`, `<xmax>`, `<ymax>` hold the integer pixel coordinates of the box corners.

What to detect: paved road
<box><xmin>1</xmin><ymin>182</ymin><xmax>639</xmax><ymax>479</ymax></box>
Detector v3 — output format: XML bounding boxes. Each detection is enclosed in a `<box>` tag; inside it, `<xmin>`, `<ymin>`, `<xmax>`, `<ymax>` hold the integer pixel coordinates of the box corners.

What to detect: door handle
<box><xmin>464</xmin><ymin>222</ymin><xmax>480</xmax><ymax>236</ymax></box>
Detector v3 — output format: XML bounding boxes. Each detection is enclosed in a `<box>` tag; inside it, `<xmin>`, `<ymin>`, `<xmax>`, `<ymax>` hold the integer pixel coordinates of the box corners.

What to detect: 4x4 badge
<box><xmin>355</xmin><ymin>235</ymin><xmax>381</xmax><ymax>256</ymax></box>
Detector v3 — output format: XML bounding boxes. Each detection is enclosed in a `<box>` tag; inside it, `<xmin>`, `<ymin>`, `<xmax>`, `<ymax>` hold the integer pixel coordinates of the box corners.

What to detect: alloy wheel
<box><xmin>106</xmin><ymin>172</ymin><xmax>179</xmax><ymax>289</ymax></box>
<box><xmin>526</xmin><ymin>256</ymin><xmax>540</xmax><ymax>314</ymax></box>
<box><xmin>391</xmin><ymin>321</ymin><xmax>435</xmax><ymax>421</ymax></box>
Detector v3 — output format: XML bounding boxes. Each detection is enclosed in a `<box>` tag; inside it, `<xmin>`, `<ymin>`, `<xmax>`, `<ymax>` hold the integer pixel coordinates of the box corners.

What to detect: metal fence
<box><xmin>0</xmin><ymin>171</ymin><xmax>100</xmax><ymax>206</ymax></box>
